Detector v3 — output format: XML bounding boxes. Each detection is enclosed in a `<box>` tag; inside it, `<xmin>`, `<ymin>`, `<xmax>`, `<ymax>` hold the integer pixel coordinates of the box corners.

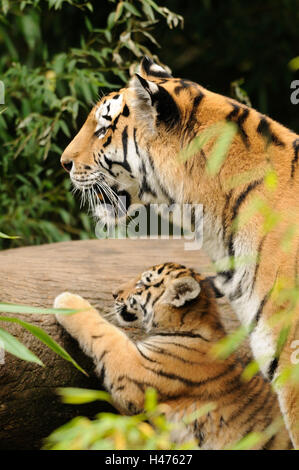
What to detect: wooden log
<box><xmin>0</xmin><ymin>239</ymin><xmax>250</xmax><ymax>450</ymax></box>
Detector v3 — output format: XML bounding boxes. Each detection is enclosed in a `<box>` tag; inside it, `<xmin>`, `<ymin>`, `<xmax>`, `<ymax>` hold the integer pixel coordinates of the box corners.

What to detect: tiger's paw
<box><xmin>54</xmin><ymin>292</ymin><xmax>92</xmax><ymax>326</ymax></box>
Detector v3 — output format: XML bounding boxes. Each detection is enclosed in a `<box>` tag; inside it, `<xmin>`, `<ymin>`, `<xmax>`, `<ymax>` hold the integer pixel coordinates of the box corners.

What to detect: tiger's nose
<box><xmin>61</xmin><ymin>159</ymin><xmax>73</xmax><ymax>173</ymax></box>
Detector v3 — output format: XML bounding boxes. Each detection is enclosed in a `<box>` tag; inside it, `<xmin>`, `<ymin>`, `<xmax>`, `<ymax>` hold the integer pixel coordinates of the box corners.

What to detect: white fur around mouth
<box><xmin>94</xmin><ymin>203</ymin><xmax>127</xmax><ymax>223</ymax></box>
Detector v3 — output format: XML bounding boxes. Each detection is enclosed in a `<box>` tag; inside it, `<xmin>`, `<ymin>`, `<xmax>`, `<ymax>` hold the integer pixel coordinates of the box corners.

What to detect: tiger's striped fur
<box><xmin>60</xmin><ymin>57</ymin><xmax>299</xmax><ymax>447</ymax></box>
<box><xmin>54</xmin><ymin>263</ymin><xmax>291</xmax><ymax>449</ymax></box>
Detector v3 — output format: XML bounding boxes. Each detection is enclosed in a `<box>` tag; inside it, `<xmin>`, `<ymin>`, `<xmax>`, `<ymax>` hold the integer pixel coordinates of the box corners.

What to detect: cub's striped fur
<box><xmin>60</xmin><ymin>57</ymin><xmax>299</xmax><ymax>447</ymax></box>
<box><xmin>54</xmin><ymin>263</ymin><xmax>291</xmax><ymax>449</ymax></box>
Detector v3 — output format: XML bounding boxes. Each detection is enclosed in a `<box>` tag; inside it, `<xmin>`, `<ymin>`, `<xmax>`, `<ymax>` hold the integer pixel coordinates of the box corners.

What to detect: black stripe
<box><xmin>122</xmin><ymin>104</ymin><xmax>130</xmax><ymax>117</ymax></box>
<box><xmin>250</xmin><ymin>234</ymin><xmax>267</xmax><ymax>297</ymax></box>
<box><xmin>268</xmin><ymin>357</ymin><xmax>278</xmax><ymax>381</ymax></box>
<box><xmin>142</xmin><ymin>362</ymin><xmax>237</xmax><ymax>388</ymax></box>
<box><xmin>241</xmin><ymin>388</ymin><xmax>273</xmax><ymax>430</ymax></box>
<box><xmin>220</xmin><ymin>180</ymin><xmax>263</xmax><ymax>283</ymax></box>
<box><xmin>156</xmin><ymin>265</ymin><xmax>165</xmax><ymax>275</ymax></box>
<box><xmin>254</xmin><ymin>293</ymin><xmax>270</xmax><ymax>324</ymax></box>
<box><xmin>98</xmin><ymin>350</ymin><xmax>108</xmax><ymax>361</ymax></box>
<box><xmin>153</xmin><ymin>280</ymin><xmax>163</xmax><ymax>288</ymax></box>
<box><xmin>174</xmin><ymin>79</ymin><xmax>195</xmax><ymax>95</ymax></box>
<box><xmin>153</xmin><ymin>331</ymin><xmax>209</xmax><ymax>342</ymax></box>
<box><xmin>99</xmin><ymin>154</ymin><xmax>117</xmax><ymax>178</ymax></box>
<box><xmin>103</xmin><ymin>135</ymin><xmax>112</xmax><ymax>148</ymax></box>
<box><xmin>228</xmin><ymin>272</ymin><xmax>246</xmax><ymax>301</ymax></box>
<box><xmin>119</xmin><ymin>126</ymin><xmax>131</xmax><ymax>173</ymax></box>
<box><xmin>145</xmin><ymin>152</ymin><xmax>174</xmax><ymax>204</ymax></box>
<box><xmin>231</xmin><ymin>179</ymin><xmax>263</xmax><ymax>222</ymax></box>
<box><xmin>226</xmin><ymin>376</ymin><xmax>264</xmax><ymax>424</ymax></box>
<box><xmin>151</xmin><ymin>290</ymin><xmax>164</xmax><ymax>306</ymax></box>
<box><xmin>134</xmin><ymin>128</ymin><xmax>157</xmax><ymax>199</ymax></box>
<box><xmin>141</xmin><ymin>56</ymin><xmax>172</xmax><ymax>79</ymax></box>
<box><xmin>164</xmin><ymin>376</ymin><xmax>242</xmax><ymax>402</ymax></box>
<box><xmin>226</xmin><ymin>102</ymin><xmax>250</xmax><ymax>147</ymax></box>
<box><xmin>222</xmin><ymin>190</ymin><xmax>233</xmax><ymax>242</ymax></box>
<box><xmin>133</xmin><ymin>128</ymin><xmax>140</xmax><ymax>156</ymax></box>
<box><xmin>127</xmin><ymin>376</ymin><xmax>161</xmax><ymax>394</ymax></box>
<box><xmin>110</xmin><ymin>112</ymin><xmax>120</xmax><ymax>132</ymax></box>
<box><xmin>144</xmin><ymin>342</ymin><xmax>203</xmax><ymax>365</ymax></box>
<box><xmin>262</xmin><ymin>434</ymin><xmax>276</xmax><ymax>450</ymax></box>
<box><xmin>257</xmin><ymin>116</ymin><xmax>285</xmax><ymax>147</ymax></box>
<box><xmin>148</xmin><ymin>339</ymin><xmax>203</xmax><ymax>353</ymax></box>
<box><xmin>291</xmin><ymin>138</ymin><xmax>299</xmax><ymax>178</ymax></box>
<box><xmin>237</xmin><ymin>108</ymin><xmax>250</xmax><ymax>147</ymax></box>
<box><xmin>183</xmin><ymin>92</ymin><xmax>204</xmax><ymax>141</ymax></box>
<box><xmin>153</xmin><ymin>85</ymin><xmax>180</xmax><ymax>130</ymax></box>
<box><xmin>226</xmin><ymin>102</ymin><xmax>240</xmax><ymax>120</ymax></box>
<box><xmin>136</xmin><ymin>344</ymin><xmax>159</xmax><ymax>363</ymax></box>
<box><xmin>138</xmin><ymin>164</ymin><xmax>157</xmax><ymax>198</ymax></box>
<box><xmin>98</xmin><ymin>364</ymin><xmax>106</xmax><ymax>384</ymax></box>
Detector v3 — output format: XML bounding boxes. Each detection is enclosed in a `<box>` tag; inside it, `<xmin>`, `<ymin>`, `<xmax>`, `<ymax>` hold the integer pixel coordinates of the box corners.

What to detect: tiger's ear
<box><xmin>161</xmin><ymin>277</ymin><xmax>201</xmax><ymax>308</ymax></box>
<box><xmin>129</xmin><ymin>73</ymin><xmax>179</xmax><ymax>131</ymax></box>
<box><xmin>138</xmin><ymin>56</ymin><xmax>172</xmax><ymax>79</ymax></box>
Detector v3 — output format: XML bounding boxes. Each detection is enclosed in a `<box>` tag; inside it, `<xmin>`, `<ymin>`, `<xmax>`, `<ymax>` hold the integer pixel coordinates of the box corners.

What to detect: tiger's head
<box><xmin>112</xmin><ymin>262</ymin><xmax>224</xmax><ymax>339</ymax></box>
<box><xmin>60</xmin><ymin>56</ymin><xmax>205</xmax><ymax>224</ymax></box>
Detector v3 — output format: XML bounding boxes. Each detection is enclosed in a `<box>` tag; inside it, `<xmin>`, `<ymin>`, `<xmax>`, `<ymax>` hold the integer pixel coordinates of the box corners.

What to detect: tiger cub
<box><xmin>54</xmin><ymin>262</ymin><xmax>291</xmax><ymax>450</ymax></box>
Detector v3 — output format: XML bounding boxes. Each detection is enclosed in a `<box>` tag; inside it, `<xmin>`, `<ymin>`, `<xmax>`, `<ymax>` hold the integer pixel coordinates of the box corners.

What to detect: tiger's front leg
<box><xmin>54</xmin><ymin>292</ymin><xmax>148</xmax><ymax>412</ymax></box>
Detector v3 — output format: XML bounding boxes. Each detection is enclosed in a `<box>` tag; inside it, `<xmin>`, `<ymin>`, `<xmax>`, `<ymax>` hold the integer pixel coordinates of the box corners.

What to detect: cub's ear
<box><xmin>139</xmin><ymin>56</ymin><xmax>172</xmax><ymax>79</ymax></box>
<box><xmin>129</xmin><ymin>73</ymin><xmax>180</xmax><ymax>131</ymax></box>
<box><xmin>161</xmin><ymin>277</ymin><xmax>201</xmax><ymax>308</ymax></box>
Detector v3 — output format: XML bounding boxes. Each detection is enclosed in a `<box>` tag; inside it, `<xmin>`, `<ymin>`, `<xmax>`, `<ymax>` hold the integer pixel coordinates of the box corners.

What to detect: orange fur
<box><xmin>60</xmin><ymin>57</ymin><xmax>299</xmax><ymax>447</ymax></box>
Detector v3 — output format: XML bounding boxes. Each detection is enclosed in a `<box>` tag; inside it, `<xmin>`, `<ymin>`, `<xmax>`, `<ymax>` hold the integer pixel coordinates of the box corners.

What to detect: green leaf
<box><xmin>0</xmin><ymin>326</ymin><xmax>43</xmax><ymax>365</ymax></box>
<box><xmin>289</xmin><ymin>56</ymin><xmax>299</xmax><ymax>71</ymax></box>
<box><xmin>107</xmin><ymin>11</ymin><xmax>115</xmax><ymax>30</ymax></box>
<box><xmin>0</xmin><ymin>316</ymin><xmax>87</xmax><ymax>375</ymax></box>
<box><xmin>123</xmin><ymin>2</ymin><xmax>142</xmax><ymax>17</ymax></box>
<box><xmin>57</xmin><ymin>387</ymin><xmax>111</xmax><ymax>404</ymax></box>
<box><xmin>211</xmin><ymin>325</ymin><xmax>250</xmax><ymax>359</ymax></box>
<box><xmin>114</xmin><ymin>1</ymin><xmax>124</xmax><ymax>22</ymax></box>
<box><xmin>0</xmin><ymin>302</ymin><xmax>79</xmax><ymax>315</ymax></box>
<box><xmin>2</xmin><ymin>0</ymin><xmax>9</xmax><ymax>15</ymax></box>
<box><xmin>206</xmin><ymin>122</ymin><xmax>237</xmax><ymax>176</ymax></box>
<box><xmin>0</xmin><ymin>231</ymin><xmax>20</xmax><ymax>239</ymax></box>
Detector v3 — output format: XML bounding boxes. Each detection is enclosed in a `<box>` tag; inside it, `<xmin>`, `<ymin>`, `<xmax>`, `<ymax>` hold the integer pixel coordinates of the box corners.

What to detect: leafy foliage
<box><xmin>0</xmin><ymin>300</ymin><xmax>87</xmax><ymax>373</ymax></box>
<box><xmin>44</xmin><ymin>387</ymin><xmax>200</xmax><ymax>450</ymax></box>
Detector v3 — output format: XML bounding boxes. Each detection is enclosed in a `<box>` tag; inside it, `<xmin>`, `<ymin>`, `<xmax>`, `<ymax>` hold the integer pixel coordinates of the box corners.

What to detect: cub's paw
<box><xmin>54</xmin><ymin>292</ymin><xmax>92</xmax><ymax>326</ymax></box>
<box><xmin>54</xmin><ymin>292</ymin><xmax>88</xmax><ymax>310</ymax></box>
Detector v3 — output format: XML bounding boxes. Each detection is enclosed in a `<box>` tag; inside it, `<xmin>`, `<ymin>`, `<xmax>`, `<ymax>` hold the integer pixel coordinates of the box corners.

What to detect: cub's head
<box><xmin>112</xmin><ymin>262</ymin><xmax>224</xmax><ymax>340</ymax></box>
<box><xmin>60</xmin><ymin>57</ymin><xmax>203</xmax><ymax>224</ymax></box>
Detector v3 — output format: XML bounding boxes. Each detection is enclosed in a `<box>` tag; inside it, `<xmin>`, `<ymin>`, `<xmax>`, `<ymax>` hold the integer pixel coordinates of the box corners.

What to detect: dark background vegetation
<box><xmin>0</xmin><ymin>0</ymin><xmax>298</xmax><ymax>249</ymax></box>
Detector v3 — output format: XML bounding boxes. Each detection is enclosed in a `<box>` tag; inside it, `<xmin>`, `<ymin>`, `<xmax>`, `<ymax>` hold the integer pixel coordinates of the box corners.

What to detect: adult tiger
<box><xmin>60</xmin><ymin>57</ymin><xmax>299</xmax><ymax>447</ymax></box>
<box><xmin>54</xmin><ymin>263</ymin><xmax>291</xmax><ymax>449</ymax></box>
